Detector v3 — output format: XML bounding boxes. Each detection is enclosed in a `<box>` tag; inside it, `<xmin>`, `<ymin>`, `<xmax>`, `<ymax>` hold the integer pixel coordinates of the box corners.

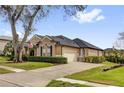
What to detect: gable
<box><xmin>41</xmin><ymin>36</ymin><xmax>52</xmax><ymax>41</ymax></box>
<box><xmin>42</xmin><ymin>37</ymin><xmax>51</xmax><ymax>43</ymax></box>
<box><xmin>30</xmin><ymin>35</ymin><xmax>41</xmax><ymax>44</ymax></box>
<box><xmin>40</xmin><ymin>36</ymin><xmax>56</xmax><ymax>46</ymax></box>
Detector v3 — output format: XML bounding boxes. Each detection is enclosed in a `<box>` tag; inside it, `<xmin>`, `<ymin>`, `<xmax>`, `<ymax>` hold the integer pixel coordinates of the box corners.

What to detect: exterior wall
<box><xmin>62</xmin><ymin>46</ymin><xmax>80</xmax><ymax>55</ymax></box>
<box><xmin>55</xmin><ymin>45</ymin><xmax>62</xmax><ymax>56</ymax></box>
<box><xmin>88</xmin><ymin>48</ymin><xmax>98</xmax><ymax>56</ymax></box>
<box><xmin>37</xmin><ymin>46</ymin><xmax>41</xmax><ymax>56</ymax></box>
<box><xmin>84</xmin><ymin>48</ymin><xmax>88</xmax><ymax>57</ymax></box>
<box><xmin>83</xmin><ymin>48</ymin><xmax>103</xmax><ymax>57</ymax></box>
<box><xmin>98</xmin><ymin>50</ymin><xmax>103</xmax><ymax>56</ymax></box>
<box><xmin>0</xmin><ymin>40</ymin><xmax>10</xmax><ymax>54</ymax></box>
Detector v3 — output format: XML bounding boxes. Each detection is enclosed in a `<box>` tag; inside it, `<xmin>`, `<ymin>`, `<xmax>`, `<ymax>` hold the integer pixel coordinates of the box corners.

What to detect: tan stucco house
<box><xmin>0</xmin><ymin>35</ymin><xmax>103</xmax><ymax>62</ymax></box>
<box><xmin>27</xmin><ymin>34</ymin><xmax>103</xmax><ymax>62</ymax></box>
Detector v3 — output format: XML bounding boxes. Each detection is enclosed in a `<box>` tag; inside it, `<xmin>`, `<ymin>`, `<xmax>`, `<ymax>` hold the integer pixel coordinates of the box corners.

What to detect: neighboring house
<box><xmin>0</xmin><ymin>36</ymin><xmax>12</xmax><ymax>54</ymax></box>
<box><xmin>27</xmin><ymin>34</ymin><xmax>103</xmax><ymax>62</ymax></box>
<box><xmin>104</xmin><ymin>47</ymin><xmax>124</xmax><ymax>56</ymax></box>
<box><xmin>0</xmin><ymin>36</ymin><xmax>24</xmax><ymax>55</ymax></box>
<box><xmin>104</xmin><ymin>48</ymin><xmax>114</xmax><ymax>56</ymax></box>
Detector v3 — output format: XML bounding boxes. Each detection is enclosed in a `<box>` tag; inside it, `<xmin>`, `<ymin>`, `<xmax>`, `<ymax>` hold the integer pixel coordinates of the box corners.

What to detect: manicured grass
<box><xmin>66</xmin><ymin>61</ymin><xmax>124</xmax><ymax>86</ymax></box>
<box><xmin>0</xmin><ymin>68</ymin><xmax>14</xmax><ymax>74</ymax></box>
<box><xmin>47</xmin><ymin>80</ymin><xmax>91</xmax><ymax>87</ymax></box>
<box><xmin>0</xmin><ymin>56</ymin><xmax>54</xmax><ymax>70</ymax></box>
<box><xmin>0</xmin><ymin>56</ymin><xmax>10</xmax><ymax>63</ymax></box>
<box><xmin>2</xmin><ymin>62</ymin><xmax>54</xmax><ymax>70</ymax></box>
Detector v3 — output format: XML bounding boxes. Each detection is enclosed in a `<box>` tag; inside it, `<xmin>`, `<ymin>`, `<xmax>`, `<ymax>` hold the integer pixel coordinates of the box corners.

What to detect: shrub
<box><xmin>9</xmin><ymin>55</ymin><xmax>28</xmax><ymax>61</ymax></box>
<box><xmin>81</xmin><ymin>56</ymin><xmax>105</xmax><ymax>63</ymax></box>
<box><xmin>9</xmin><ymin>55</ymin><xmax>14</xmax><ymax>61</ymax></box>
<box><xmin>22</xmin><ymin>55</ymin><xmax>28</xmax><ymax>61</ymax></box>
<box><xmin>105</xmin><ymin>56</ymin><xmax>124</xmax><ymax>64</ymax></box>
<box><xmin>28</xmin><ymin>56</ymin><xmax>67</xmax><ymax>64</ymax></box>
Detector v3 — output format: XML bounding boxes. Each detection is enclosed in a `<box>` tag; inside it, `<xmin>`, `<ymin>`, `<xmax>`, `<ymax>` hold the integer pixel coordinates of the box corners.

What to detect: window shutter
<box><xmin>50</xmin><ymin>46</ymin><xmax>52</xmax><ymax>56</ymax></box>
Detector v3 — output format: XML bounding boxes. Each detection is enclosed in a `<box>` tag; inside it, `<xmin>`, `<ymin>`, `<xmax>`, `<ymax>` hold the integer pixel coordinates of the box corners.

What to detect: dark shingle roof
<box><xmin>35</xmin><ymin>35</ymin><xmax>103</xmax><ymax>50</ymax></box>
<box><xmin>36</xmin><ymin>35</ymin><xmax>79</xmax><ymax>48</ymax></box>
<box><xmin>51</xmin><ymin>35</ymin><xmax>79</xmax><ymax>48</ymax></box>
<box><xmin>73</xmin><ymin>38</ymin><xmax>103</xmax><ymax>50</ymax></box>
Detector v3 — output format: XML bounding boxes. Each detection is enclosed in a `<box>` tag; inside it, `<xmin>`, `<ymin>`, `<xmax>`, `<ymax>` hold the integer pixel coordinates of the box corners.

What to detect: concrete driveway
<box><xmin>0</xmin><ymin>62</ymin><xmax>102</xmax><ymax>87</ymax></box>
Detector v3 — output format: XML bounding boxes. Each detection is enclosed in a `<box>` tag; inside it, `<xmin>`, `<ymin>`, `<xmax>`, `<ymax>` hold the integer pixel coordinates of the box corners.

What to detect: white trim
<box><xmin>41</xmin><ymin>35</ymin><xmax>52</xmax><ymax>41</ymax></box>
<box><xmin>30</xmin><ymin>34</ymin><xmax>41</xmax><ymax>41</ymax></box>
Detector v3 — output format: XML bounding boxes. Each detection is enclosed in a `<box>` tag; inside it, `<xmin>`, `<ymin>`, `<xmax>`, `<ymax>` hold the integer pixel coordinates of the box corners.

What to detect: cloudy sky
<box><xmin>0</xmin><ymin>5</ymin><xmax>124</xmax><ymax>49</ymax></box>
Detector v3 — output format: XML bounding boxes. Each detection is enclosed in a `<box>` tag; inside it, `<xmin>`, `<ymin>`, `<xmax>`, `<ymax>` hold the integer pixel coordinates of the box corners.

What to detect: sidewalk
<box><xmin>0</xmin><ymin>65</ymin><xmax>26</xmax><ymax>72</ymax></box>
<box><xmin>56</xmin><ymin>78</ymin><xmax>117</xmax><ymax>87</ymax></box>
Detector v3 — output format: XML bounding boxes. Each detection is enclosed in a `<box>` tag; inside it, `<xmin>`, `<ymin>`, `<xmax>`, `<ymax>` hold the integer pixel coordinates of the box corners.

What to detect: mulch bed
<box><xmin>102</xmin><ymin>64</ymin><xmax>124</xmax><ymax>72</ymax></box>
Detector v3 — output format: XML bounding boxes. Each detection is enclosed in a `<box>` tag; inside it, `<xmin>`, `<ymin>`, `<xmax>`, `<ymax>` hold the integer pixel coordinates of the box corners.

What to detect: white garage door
<box><xmin>63</xmin><ymin>53</ymin><xmax>77</xmax><ymax>62</ymax></box>
<box><xmin>62</xmin><ymin>47</ymin><xmax>78</xmax><ymax>62</ymax></box>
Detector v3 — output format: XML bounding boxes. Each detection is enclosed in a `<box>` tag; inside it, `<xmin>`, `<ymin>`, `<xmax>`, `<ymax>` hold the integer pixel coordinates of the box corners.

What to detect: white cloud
<box><xmin>96</xmin><ymin>15</ymin><xmax>105</xmax><ymax>21</ymax></box>
<box><xmin>0</xmin><ymin>29</ymin><xmax>24</xmax><ymax>38</ymax></box>
<box><xmin>72</xmin><ymin>8</ymin><xmax>105</xmax><ymax>23</ymax></box>
<box><xmin>1</xmin><ymin>29</ymin><xmax>12</xmax><ymax>36</ymax></box>
<box><xmin>17</xmin><ymin>31</ymin><xmax>24</xmax><ymax>38</ymax></box>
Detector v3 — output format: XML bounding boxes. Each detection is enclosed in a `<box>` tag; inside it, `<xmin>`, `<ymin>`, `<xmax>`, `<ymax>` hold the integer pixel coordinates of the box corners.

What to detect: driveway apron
<box><xmin>0</xmin><ymin>62</ymin><xmax>102</xmax><ymax>87</ymax></box>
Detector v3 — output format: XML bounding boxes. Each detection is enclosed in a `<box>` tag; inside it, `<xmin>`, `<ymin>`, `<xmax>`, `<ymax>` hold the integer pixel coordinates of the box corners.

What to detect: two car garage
<box><xmin>62</xmin><ymin>46</ymin><xmax>79</xmax><ymax>62</ymax></box>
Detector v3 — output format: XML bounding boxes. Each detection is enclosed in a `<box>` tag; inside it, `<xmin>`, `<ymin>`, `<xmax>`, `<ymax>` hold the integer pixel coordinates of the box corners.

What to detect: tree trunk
<box><xmin>13</xmin><ymin>46</ymin><xmax>18</xmax><ymax>62</ymax></box>
<box><xmin>9</xmin><ymin>18</ymin><xmax>19</xmax><ymax>62</ymax></box>
<box><xmin>18</xmin><ymin>47</ymin><xmax>23</xmax><ymax>62</ymax></box>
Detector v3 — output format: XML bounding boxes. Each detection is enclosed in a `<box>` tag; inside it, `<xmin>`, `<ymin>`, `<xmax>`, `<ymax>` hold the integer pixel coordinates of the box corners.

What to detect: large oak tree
<box><xmin>0</xmin><ymin>5</ymin><xmax>86</xmax><ymax>62</ymax></box>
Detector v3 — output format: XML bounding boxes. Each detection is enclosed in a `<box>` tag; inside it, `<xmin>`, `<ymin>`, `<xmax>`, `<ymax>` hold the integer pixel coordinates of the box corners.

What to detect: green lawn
<box><xmin>66</xmin><ymin>61</ymin><xmax>124</xmax><ymax>86</ymax></box>
<box><xmin>0</xmin><ymin>68</ymin><xmax>14</xmax><ymax>74</ymax></box>
<box><xmin>2</xmin><ymin>62</ymin><xmax>54</xmax><ymax>70</ymax></box>
<box><xmin>0</xmin><ymin>56</ymin><xmax>10</xmax><ymax>63</ymax></box>
<box><xmin>47</xmin><ymin>80</ymin><xmax>91</xmax><ymax>87</ymax></box>
<box><xmin>0</xmin><ymin>56</ymin><xmax>54</xmax><ymax>70</ymax></box>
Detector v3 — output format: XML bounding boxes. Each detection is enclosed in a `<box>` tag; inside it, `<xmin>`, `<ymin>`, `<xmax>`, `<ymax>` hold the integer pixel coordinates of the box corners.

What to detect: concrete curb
<box><xmin>0</xmin><ymin>65</ymin><xmax>26</xmax><ymax>72</ymax></box>
<box><xmin>56</xmin><ymin>78</ymin><xmax>117</xmax><ymax>87</ymax></box>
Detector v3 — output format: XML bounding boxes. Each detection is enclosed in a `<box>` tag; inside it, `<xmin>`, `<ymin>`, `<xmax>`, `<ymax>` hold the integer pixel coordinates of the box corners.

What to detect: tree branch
<box><xmin>1</xmin><ymin>5</ymin><xmax>11</xmax><ymax>15</ymax></box>
<box><xmin>15</xmin><ymin>6</ymin><xmax>24</xmax><ymax>21</ymax></box>
<box><xmin>31</xmin><ymin>6</ymin><xmax>41</xmax><ymax>18</ymax></box>
<box><xmin>20</xmin><ymin>6</ymin><xmax>41</xmax><ymax>48</ymax></box>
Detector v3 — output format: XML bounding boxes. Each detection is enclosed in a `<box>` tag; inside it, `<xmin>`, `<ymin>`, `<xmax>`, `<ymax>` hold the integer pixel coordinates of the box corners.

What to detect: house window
<box><xmin>41</xmin><ymin>45</ymin><xmax>52</xmax><ymax>56</ymax></box>
<box><xmin>42</xmin><ymin>46</ymin><xmax>46</xmax><ymax>56</ymax></box>
<box><xmin>47</xmin><ymin>46</ymin><xmax>52</xmax><ymax>56</ymax></box>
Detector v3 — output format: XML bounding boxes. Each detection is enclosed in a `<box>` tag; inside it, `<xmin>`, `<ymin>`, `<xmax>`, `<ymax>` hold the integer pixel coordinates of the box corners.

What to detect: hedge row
<box><xmin>27</xmin><ymin>56</ymin><xmax>67</xmax><ymax>64</ymax></box>
<box><xmin>79</xmin><ymin>56</ymin><xmax>105</xmax><ymax>63</ymax></box>
<box><xmin>105</xmin><ymin>56</ymin><xmax>124</xmax><ymax>64</ymax></box>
